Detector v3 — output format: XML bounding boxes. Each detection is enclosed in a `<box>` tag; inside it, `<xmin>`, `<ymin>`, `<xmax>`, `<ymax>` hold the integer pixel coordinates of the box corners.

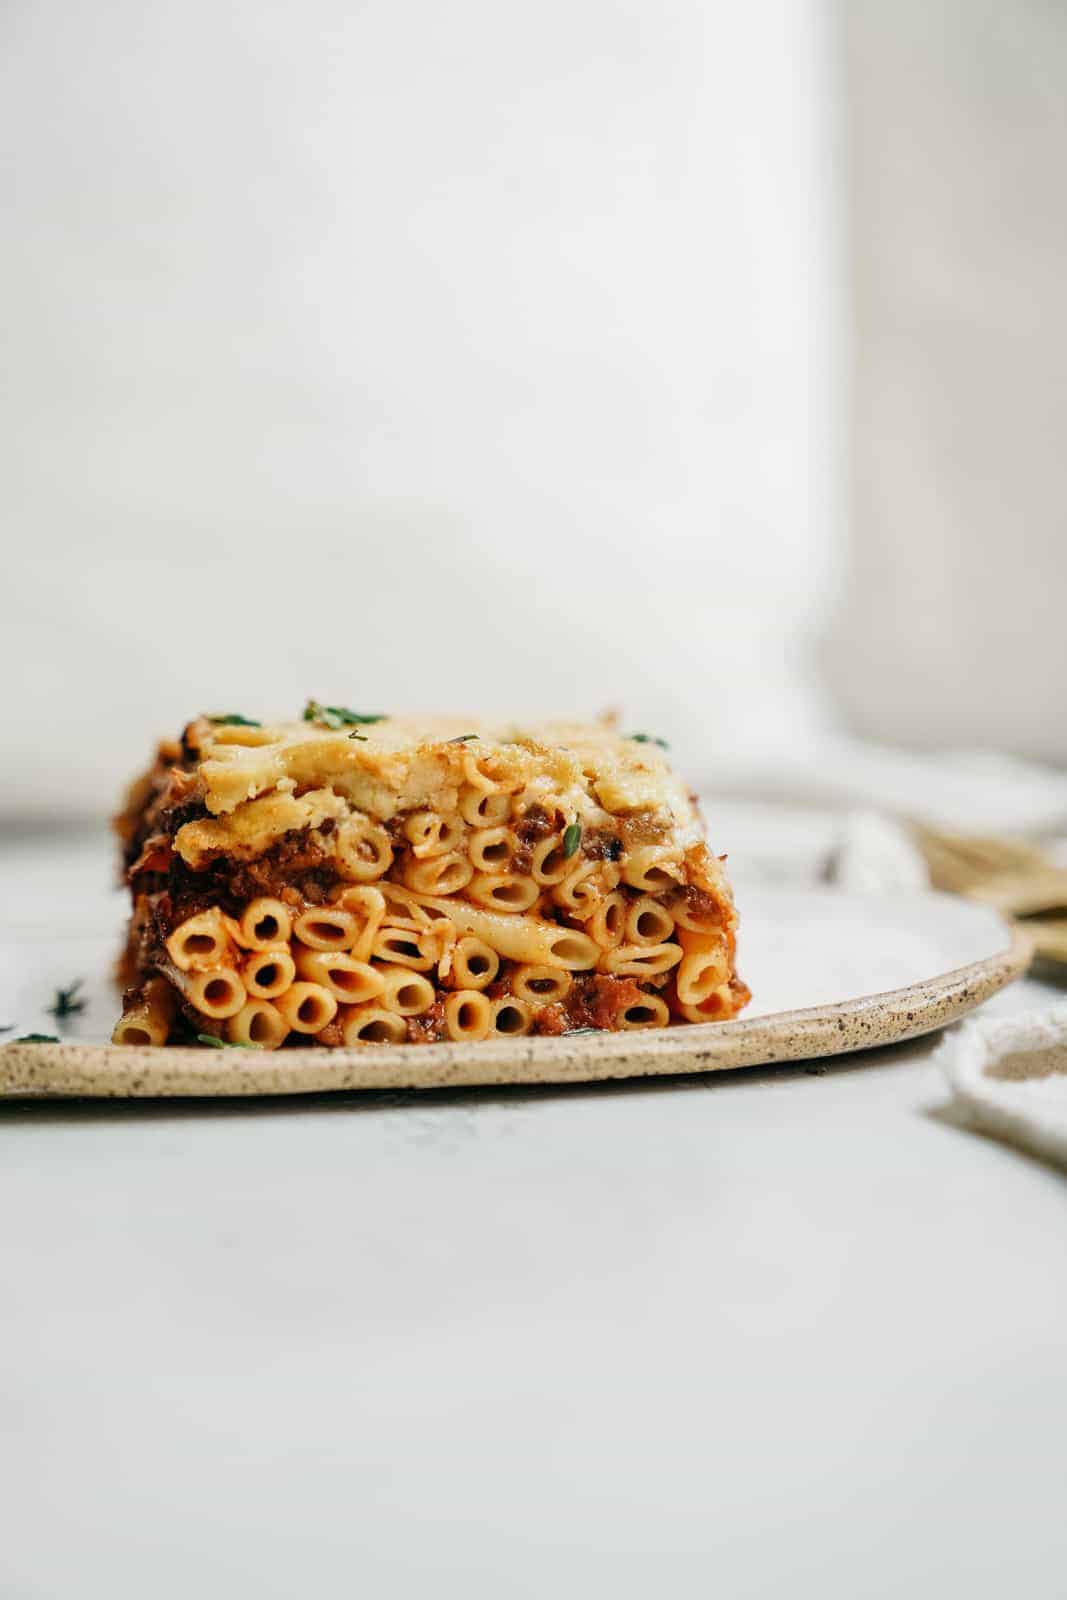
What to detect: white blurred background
<box><xmin>2</xmin><ymin>0</ymin><xmax>1065</xmax><ymax>822</ymax></box>
<box><xmin>829</xmin><ymin>0</ymin><xmax>1067</xmax><ymax>765</ymax></box>
<box><xmin>1</xmin><ymin>0</ymin><xmax>837</xmax><ymax>817</ymax></box>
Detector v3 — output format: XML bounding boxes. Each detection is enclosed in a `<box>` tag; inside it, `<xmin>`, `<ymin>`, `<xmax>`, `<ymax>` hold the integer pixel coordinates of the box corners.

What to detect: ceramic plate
<box><xmin>0</xmin><ymin>887</ymin><xmax>1030</xmax><ymax>1098</ymax></box>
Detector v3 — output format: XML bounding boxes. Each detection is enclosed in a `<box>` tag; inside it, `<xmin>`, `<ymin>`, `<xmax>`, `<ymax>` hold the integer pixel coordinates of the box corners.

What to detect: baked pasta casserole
<box><xmin>112</xmin><ymin>709</ymin><xmax>749</xmax><ymax>1048</ymax></box>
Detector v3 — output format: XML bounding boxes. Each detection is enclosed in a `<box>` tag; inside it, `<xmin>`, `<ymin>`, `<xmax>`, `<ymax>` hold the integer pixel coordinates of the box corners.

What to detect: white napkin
<box><xmin>937</xmin><ymin>1007</ymin><xmax>1067</xmax><ymax>1170</ymax></box>
<box><xmin>828</xmin><ymin>810</ymin><xmax>930</xmax><ymax>894</ymax></box>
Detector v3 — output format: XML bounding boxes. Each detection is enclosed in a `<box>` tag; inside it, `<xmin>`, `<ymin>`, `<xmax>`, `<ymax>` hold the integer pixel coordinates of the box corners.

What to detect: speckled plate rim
<box><xmin>0</xmin><ymin>919</ymin><xmax>1032</xmax><ymax>1100</ymax></box>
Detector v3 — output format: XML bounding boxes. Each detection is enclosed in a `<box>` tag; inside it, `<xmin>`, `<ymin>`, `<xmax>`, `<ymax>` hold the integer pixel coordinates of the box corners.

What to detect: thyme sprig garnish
<box><xmin>208</xmin><ymin>713</ymin><xmax>262</xmax><ymax>727</ymax></box>
<box><xmin>196</xmin><ymin>1033</ymin><xmax>258</xmax><ymax>1050</ymax></box>
<box><xmin>627</xmin><ymin>732</ymin><xmax>669</xmax><ymax>749</ymax></box>
<box><xmin>47</xmin><ymin>980</ymin><xmax>86</xmax><ymax>1020</ymax></box>
<box><xmin>562</xmin><ymin>821</ymin><xmax>582</xmax><ymax>858</ymax></box>
<box><xmin>303</xmin><ymin>700</ymin><xmax>386</xmax><ymax>730</ymax></box>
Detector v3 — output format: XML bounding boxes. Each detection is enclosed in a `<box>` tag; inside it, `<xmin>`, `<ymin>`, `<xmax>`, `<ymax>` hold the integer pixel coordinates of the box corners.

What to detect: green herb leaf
<box><xmin>627</xmin><ymin>732</ymin><xmax>669</xmax><ymax>749</ymax></box>
<box><xmin>447</xmin><ymin>734</ymin><xmax>479</xmax><ymax>743</ymax></box>
<box><xmin>12</xmin><ymin>1033</ymin><xmax>60</xmax><ymax>1044</ymax></box>
<box><xmin>47</xmin><ymin>980</ymin><xmax>86</xmax><ymax>1020</ymax></box>
<box><xmin>208</xmin><ymin>713</ymin><xmax>262</xmax><ymax>727</ymax></box>
<box><xmin>195</xmin><ymin>1033</ymin><xmax>257</xmax><ymax>1050</ymax></box>
<box><xmin>303</xmin><ymin>700</ymin><xmax>385</xmax><ymax>730</ymax></box>
<box><xmin>562</xmin><ymin>821</ymin><xmax>582</xmax><ymax>858</ymax></box>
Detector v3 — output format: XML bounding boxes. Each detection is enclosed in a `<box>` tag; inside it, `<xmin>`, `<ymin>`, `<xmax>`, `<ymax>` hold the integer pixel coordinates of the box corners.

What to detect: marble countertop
<box><xmin>2</xmin><ymin>826</ymin><xmax>1066</xmax><ymax>1598</ymax></box>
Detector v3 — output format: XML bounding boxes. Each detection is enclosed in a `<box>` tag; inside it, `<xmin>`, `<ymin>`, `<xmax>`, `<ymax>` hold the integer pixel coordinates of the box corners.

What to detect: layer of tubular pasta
<box><xmin>112</xmin><ymin>715</ymin><xmax>749</xmax><ymax>1046</ymax></box>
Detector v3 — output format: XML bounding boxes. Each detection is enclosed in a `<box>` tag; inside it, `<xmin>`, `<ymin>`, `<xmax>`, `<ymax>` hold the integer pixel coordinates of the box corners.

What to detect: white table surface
<box><xmin>2</xmin><ymin>826</ymin><xmax>1066</xmax><ymax>1599</ymax></box>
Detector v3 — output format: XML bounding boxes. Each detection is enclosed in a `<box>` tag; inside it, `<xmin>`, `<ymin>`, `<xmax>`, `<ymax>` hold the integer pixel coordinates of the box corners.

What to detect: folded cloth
<box><xmin>937</xmin><ymin>1005</ymin><xmax>1067</xmax><ymax>1170</ymax></box>
<box><xmin>829</xmin><ymin>811</ymin><xmax>930</xmax><ymax>894</ymax></box>
<box><xmin>702</xmin><ymin>737</ymin><xmax>1067</xmax><ymax>837</ymax></box>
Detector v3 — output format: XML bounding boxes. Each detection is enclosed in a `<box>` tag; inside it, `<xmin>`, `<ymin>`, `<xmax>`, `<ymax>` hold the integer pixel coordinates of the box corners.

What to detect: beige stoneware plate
<box><xmin>0</xmin><ymin>888</ymin><xmax>1030</xmax><ymax>1099</ymax></box>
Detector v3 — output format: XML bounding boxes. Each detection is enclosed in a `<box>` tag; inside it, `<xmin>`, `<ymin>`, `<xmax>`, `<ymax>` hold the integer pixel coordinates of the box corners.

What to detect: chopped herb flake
<box><xmin>47</xmin><ymin>980</ymin><xmax>86</xmax><ymax>1020</ymax></box>
<box><xmin>562</xmin><ymin>821</ymin><xmax>582</xmax><ymax>858</ymax></box>
<box><xmin>627</xmin><ymin>732</ymin><xmax>669</xmax><ymax>749</ymax></box>
<box><xmin>208</xmin><ymin>713</ymin><xmax>262</xmax><ymax>727</ymax></box>
<box><xmin>567</xmin><ymin>1027</ymin><xmax>600</xmax><ymax>1035</ymax></box>
<box><xmin>303</xmin><ymin>700</ymin><xmax>386</xmax><ymax>730</ymax></box>
<box><xmin>12</xmin><ymin>1033</ymin><xmax>60</xmax><ymax>1044</ymax></box>
<box><xmin>196</xmin><ymin>1033</ymin><xmax>257</xmax><ymax>1049</ymax></box>
<box><xmin>448</xmin><ymin>734</ymin><xmax>479</xmax><ymax>743</ymax></box>
<box><xmin>347</xmin><ymin>730</ymin><xmax>368</xmax><ymax>741</ymax></box>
